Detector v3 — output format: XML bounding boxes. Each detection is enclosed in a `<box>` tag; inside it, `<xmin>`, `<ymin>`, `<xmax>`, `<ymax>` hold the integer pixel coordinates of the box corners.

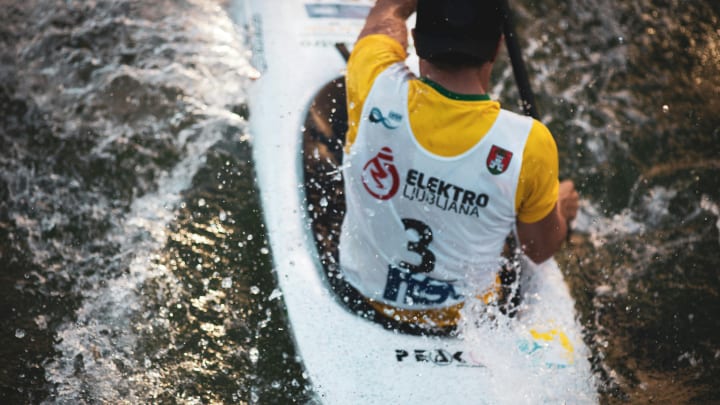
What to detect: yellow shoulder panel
<box><xmin>516</xmin><ymin>121</ymin><xmax>559</xmax><ymax>223</ymax></box>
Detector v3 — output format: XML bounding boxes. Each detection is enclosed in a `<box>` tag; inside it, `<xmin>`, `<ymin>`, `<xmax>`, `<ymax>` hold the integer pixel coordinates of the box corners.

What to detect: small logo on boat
<box><xmin>486</xmin><ymin>145</ymin><xmax>513</xmax><ymax>175</ymax></box>
<box><xmin>518</xmin><ymin>328</ymin><xmax>576</xmax><ymax>368</ymax></box>
<box><xmin>368</xmin><ymin>107</ymin><xmax>403</xmax><ymax>129</ymax></box>
<box><xmin>362</xmin><ymin>147</ymin><xmax>400</xmax><ymax>200</ymax></box>
<box><xmin>395</xmin><ymin>349</ymin><xmax>484</xmax><ymax>368</ymax></box>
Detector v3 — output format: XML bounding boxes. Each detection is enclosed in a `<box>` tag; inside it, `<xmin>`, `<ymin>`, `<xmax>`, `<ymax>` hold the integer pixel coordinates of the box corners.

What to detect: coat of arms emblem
<box><xmin>486</xmin><ymin>145</ymin><xmax>513</xmax><ymax>175</ymax></box>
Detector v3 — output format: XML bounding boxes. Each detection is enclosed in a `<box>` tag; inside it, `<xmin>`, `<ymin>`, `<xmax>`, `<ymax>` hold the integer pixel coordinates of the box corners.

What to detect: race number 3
<box><xmin>382</xmin><ymin>218</ymin><xmax>462</xmax><ymax>305</ymax></box>
<box><xmin>399</xmin><ymin>218</ymin><xmax>436</xmax><ymax>273</ymax></box>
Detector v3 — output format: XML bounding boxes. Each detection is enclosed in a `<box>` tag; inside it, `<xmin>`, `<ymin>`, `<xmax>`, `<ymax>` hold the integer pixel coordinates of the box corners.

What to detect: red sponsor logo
<box><xmin>362</xmin><ymin>147</ymin><xmax>400</xmax><ymax>200</ymax></box>
<box><xmin>486</xmin><ymin>145</ymin><xmax>513</xmax><ymax>175</ymax></box>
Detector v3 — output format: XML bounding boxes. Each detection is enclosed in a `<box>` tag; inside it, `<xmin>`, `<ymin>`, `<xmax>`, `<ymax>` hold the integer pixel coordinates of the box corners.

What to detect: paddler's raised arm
<box><xmin>358</xmin><ymin>0</ymin><xmax>417</xmax><ymax>48</ymax></box>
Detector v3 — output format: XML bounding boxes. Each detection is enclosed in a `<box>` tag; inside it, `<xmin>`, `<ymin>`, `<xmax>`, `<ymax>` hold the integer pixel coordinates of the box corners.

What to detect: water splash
<box><xmin>30</xmin><ymin>0</ymin><xmax>255</xmax><ymax>402</ymax></box>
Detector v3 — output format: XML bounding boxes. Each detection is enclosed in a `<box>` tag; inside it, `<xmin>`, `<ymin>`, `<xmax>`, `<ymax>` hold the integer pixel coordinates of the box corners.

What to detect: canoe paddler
<box><xmin>338</xmin><ymin>0</ymin><xmax>579</xmax><ymax>333</ymax></box>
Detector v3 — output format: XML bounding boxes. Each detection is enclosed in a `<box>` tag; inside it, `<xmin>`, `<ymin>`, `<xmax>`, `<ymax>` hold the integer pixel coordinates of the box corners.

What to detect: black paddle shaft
<box><xmin>500</xmin><ymin>0</ymin><xmax>539</xmax><ymax>120</ymax></box>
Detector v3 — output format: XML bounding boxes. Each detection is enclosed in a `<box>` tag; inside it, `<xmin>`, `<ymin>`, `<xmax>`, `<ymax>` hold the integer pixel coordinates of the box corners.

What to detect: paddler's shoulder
<box><xmin>496</xmin><ymin>108</ymin><xmax>557</xmax><ymax>149</ymax></box>
<box><xmin>526</xmin><ymin>118</ymin><xmax>557</xmax><ymax>153</ymax></box>
<box><xmin>346</xmin><ymin>33</ymin><xmax>410</xmax><ymax>108</ymax></box>
<box><xmin>348</xmin><ymin>34</ymin><xmax>408</xmax><ymax>66</ymax></box>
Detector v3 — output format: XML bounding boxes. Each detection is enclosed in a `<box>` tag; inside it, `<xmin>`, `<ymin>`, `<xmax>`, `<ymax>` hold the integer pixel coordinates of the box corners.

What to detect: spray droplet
<box><xmin>198</xmin><ymin>198</ymin><xmax>206</xmax><ymax>207</ymax></box>
<box><xmin>221</xmin><ymin>277</ymin><xmax>232</xmax><ymax>289</ymax></box>
<box><xmin>250</xmin><ymin>286</ymin><xmax>260</xmax><ymax>295</ymax></box>
<box><xmin>15</xmin><ymin>329</ymin><xmax>26</xmax><ymax>339</ymax></box>
<box><xmin>662</xmin><ymin>105</ymin><xmax>669</xmax><ymax>113</ymax></box>
<box><xmin>35</xmin><ymin>315</ymin><xmax>48</xmax><ymax>330</ymax></box>
<box><xmin>249</xmin><ymin>347</ymin><xmax>259</xmax><ymax>364</ymax></box>
<box><xmin>268</xmin><ymin>288</ymin><xmax>283</xmax><ymax>301</ymax></box>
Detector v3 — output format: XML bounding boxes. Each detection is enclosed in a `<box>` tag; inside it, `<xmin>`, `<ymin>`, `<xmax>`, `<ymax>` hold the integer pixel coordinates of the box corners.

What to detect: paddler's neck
<box><xmin>419</xmin><ymin>59</ymin><xmax>493</xmax><ymax>97</ymax></box>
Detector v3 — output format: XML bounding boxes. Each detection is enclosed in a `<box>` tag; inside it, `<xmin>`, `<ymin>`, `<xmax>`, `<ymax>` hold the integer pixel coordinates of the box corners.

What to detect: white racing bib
<box><xmin>340</xmin><ymin>63</ymin><xmax>533</xmax><ymax>310</ymax></box>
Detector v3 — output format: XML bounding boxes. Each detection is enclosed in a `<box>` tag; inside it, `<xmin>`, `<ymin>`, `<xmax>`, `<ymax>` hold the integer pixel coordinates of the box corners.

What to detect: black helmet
<box><xmin>414</xmin><ymin>0</ymin><xmax>506</xmax><ymax>65</ymax></box>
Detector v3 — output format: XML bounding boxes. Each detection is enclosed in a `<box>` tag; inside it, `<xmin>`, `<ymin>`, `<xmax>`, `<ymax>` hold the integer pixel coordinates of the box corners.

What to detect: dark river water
<box><xmin>0</xmin><ymin>0</ymin><xmax>718</xmax><ymax>403</ymax></box>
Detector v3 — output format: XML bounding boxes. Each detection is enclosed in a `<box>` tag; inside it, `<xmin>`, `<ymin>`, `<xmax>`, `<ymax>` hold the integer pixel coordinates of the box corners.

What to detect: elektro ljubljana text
<box><xmin>403</xmin><ymin>169</ymin><xmax>489</xmax><ymax>217</ymax></box>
